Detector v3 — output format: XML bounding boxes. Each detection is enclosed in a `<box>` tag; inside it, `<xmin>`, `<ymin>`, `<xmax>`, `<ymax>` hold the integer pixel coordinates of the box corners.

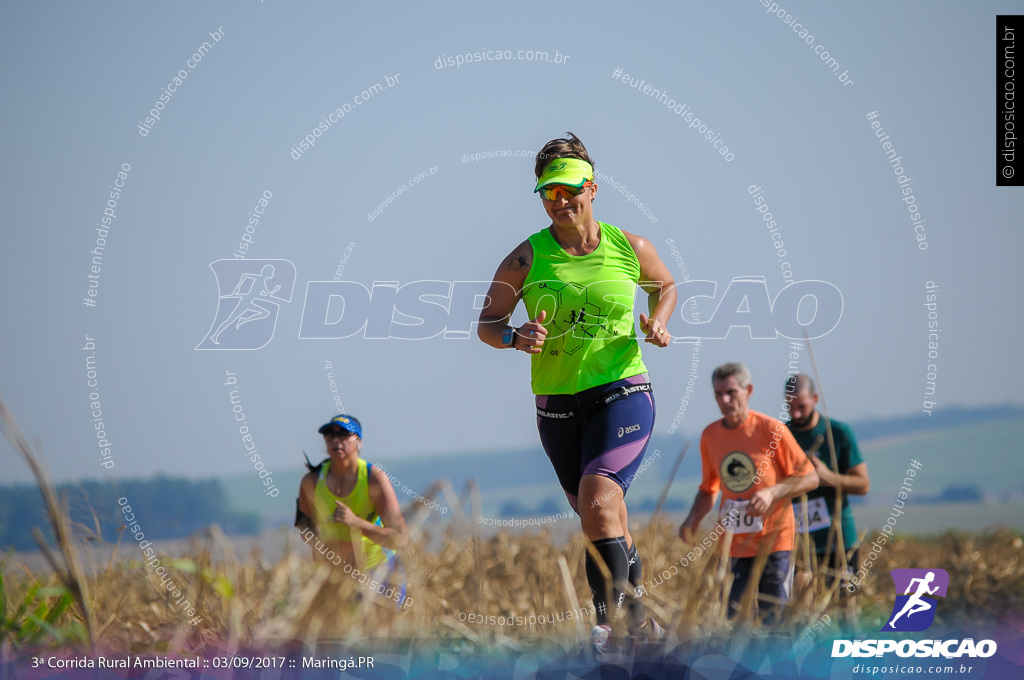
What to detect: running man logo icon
<box><xmin>196</xmin><ymin>259</ymin><xmax>296</xmax><ymax>350</ymax></box>
<box><xmin>881</xmin><ymin>568</ymin><xmax>950</xmax><ymax>632</ymax></box>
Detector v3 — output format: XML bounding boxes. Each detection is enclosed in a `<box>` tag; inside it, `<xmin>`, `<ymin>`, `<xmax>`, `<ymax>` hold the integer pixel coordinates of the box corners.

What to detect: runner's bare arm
<box><xmin>812</xmin><ymin>459</ymin><xmax>869</xmax><ymax>494</ymax></box>
<box><xmin>679</xmin><ymin>489</ymin><xmax>717</xmax><ymax>543</ymax></box>
<box><xmin>623</xmin><ymin>231</ymin><xmax>677</xmax><ymax>347</ymax></box>
<box><xmin>298</xmin><ymin>473</ymin><xmax>319</xmax><ymax>535</ymax></box>
<box><xmin>478</xmin><ymin>240</ymin><xmax>544</xmax><ymax>350</ymax></box>
<box><xmin>748</xmin><ymin>468</ymin><xmax>820</xmax><ymax>517</ymax></box>
<box><xmin>338</xmin><ymin>466</ymin><xmax>408</xmax><ymax>551</ymax></box>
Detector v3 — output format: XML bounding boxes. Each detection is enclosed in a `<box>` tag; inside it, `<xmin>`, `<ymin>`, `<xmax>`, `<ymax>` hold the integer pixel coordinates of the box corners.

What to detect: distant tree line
<box><xmin>849</xmin><ymin>405</ymin><xmax>1024</xmax><ymax>441</ymax></box>
<box><xmin>0</xmin><ymin>477</ymin><xmax>261</xmax><ymax>551</ymax></box>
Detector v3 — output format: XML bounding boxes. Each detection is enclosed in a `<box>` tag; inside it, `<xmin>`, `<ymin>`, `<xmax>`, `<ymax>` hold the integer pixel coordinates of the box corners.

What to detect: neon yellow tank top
<box><xmin>314</xmin><ymin>459</ymin><xmax>387</xmax><ymax>568</ymax></box>
<box><xmin>522</xmin><ymin>222</ymin><xmax>648</xmax><ymax>395</ymax></box>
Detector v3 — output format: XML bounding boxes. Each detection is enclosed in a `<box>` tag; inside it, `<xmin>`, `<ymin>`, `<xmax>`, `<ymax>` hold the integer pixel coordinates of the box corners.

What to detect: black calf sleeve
<box><xmin>585</xmin><ymin>536</ymin><xmax>629</xmax><ymax>625</ymax></box>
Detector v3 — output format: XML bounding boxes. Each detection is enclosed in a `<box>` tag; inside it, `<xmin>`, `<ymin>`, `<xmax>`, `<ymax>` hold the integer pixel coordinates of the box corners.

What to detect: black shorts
<box><xmin>729</xmin><ymin>550</ymin><xmax>793</xmax><ymax>620</ymax></box>
<box><xmin>535</xmin><ymin>374</ymin><xmax>655</xmax><ymax>513</ymax></box>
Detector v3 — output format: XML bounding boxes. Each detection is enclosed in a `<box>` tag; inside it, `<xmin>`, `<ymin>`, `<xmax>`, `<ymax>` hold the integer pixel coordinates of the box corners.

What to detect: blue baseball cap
<box><xmin>318</xmin><ymin>414</ymin><xmax>362</xmax><ymax>438</ymax></box>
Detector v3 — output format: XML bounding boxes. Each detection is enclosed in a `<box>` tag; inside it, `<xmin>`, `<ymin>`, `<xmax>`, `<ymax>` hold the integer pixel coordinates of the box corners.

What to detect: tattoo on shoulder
<box><xmin>506</xmin><ymin>251</ymin><xmax>530</xmax><ymax>272</ymax></box>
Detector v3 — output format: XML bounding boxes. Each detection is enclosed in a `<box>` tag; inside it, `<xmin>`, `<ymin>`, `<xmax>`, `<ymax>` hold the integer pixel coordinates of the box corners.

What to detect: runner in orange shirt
<box><xmin>678</xmin><ymin>362</ymin><xmax>817</xmax><ymax>620</ymax></box>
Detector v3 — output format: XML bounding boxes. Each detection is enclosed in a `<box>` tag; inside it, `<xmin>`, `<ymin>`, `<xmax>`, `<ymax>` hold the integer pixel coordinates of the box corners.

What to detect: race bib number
<box><xmin>721</xmin><ymin>500</ymin><xmax>764</xmax><ymax>534</ymax></box>
<box><xmin>794</xmin><ymin>497</ymin><xmax>831</xmax><ymax>533</ymax></box>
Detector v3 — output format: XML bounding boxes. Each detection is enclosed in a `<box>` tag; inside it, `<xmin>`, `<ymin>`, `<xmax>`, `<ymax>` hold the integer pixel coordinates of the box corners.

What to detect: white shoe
<box><xmin>590</xmin><ymin>624</ymin><xmax>612</xmax><ymax>655</ymax></box>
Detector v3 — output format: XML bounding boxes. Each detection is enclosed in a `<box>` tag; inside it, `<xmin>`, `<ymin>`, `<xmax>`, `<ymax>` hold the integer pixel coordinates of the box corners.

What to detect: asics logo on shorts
<box><xmin>618</xmin><ymin>423</ymin><xmax>641</xmax><ymax>437</ymax></box>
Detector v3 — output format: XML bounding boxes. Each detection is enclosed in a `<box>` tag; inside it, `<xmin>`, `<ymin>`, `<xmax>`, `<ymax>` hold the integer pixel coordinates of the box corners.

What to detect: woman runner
<box><xmin>296</xmin><ymin>414</ymin><xmax>409</xmax><ymax>606</ymax></box>
<box><xmin>478</xmin><ymin>132</ymin><xmax>677</xmax><ymax>652</ymax></box>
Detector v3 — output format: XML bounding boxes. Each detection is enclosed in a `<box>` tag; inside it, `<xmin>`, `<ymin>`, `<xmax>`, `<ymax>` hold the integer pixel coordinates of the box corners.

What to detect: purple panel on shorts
<box><xmin>582</xmin><ymin>387</ymin><xmax>655</xmax><ymax>490</ymax></box>
<box><xmin>583</xmin><ymin>430</ymin><xmax>651</xmax><ymax>477</ymax></box>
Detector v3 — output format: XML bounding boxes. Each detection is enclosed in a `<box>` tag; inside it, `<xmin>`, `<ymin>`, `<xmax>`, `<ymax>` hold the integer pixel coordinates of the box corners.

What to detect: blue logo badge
<box><xmin>881</xmin><ymin>568</ymin><xmax>949</xmax><ymax>632</ymax></box>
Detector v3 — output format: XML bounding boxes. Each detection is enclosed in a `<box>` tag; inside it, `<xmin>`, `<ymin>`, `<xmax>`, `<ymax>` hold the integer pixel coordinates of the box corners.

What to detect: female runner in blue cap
<box><xmin>296</xmin><ymin>415</ymin><xmax>409</xmax><ymax>607</ymax></box>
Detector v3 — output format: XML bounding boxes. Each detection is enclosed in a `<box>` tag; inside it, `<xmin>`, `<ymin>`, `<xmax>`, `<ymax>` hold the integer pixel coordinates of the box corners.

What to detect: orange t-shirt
<box><xmin>699</xmin><ymin>410</ymin><xmax>812</xmax><ymax>558</ymax></box>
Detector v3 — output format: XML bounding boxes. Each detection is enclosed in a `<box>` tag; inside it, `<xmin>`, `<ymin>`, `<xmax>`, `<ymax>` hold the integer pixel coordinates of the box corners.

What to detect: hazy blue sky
<box><xmin>2</xmin><ymin>1</ymin><xmax>1021</xmax><ymax>506</ymax></box>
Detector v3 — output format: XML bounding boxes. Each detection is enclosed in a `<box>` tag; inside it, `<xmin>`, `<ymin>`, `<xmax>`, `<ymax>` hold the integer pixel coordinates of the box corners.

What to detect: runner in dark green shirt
<box><xmin>784</xmin><ymin>374</ymin><xmax>870</xmax><ymax>580</ymax></box>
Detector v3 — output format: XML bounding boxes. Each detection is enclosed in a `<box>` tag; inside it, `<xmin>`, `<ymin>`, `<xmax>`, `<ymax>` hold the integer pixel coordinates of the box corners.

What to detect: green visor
<box><xmin>534</xmin><ymin>158</ymin><xmax>595</xmax><ymax>192</ymax></box>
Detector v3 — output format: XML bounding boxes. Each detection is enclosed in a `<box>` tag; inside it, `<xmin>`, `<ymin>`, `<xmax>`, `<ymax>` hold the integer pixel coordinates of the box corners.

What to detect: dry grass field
<box><xmin>3</xmin><ymin>512</ymin><xmax>1022</xmax><ymax>658</ymax></box>
<box><xmin>3</xmin><ymin>401</ymin><xmax>1022</xmax><ymax>663</ymax></box>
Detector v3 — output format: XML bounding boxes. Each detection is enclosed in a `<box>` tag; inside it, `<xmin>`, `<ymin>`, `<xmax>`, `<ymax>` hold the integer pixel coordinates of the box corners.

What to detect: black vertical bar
<box><xmin>997</xmin><ymin>15</ymin><xmax>1022</xmax><ymax>186</ymax></box>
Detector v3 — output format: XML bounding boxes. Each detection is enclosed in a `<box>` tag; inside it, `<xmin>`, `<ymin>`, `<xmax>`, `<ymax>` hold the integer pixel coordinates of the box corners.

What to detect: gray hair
<box><xmin>712</xmin><ymin>362</ymin><xmax>751</xmax><ymax>388</ymax></box>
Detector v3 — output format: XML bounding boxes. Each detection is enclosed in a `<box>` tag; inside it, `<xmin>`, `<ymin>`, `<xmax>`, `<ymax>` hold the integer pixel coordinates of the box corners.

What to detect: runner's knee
<box><xmin>579</xmin><ymin>493</ymin><xmax>622</xmax><ymax>537</ymax></box>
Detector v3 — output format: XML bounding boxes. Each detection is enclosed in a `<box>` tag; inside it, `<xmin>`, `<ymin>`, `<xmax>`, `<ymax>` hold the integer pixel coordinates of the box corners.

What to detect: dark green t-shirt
<box><xmin>787</xmin><ymin>415</ymin><xmax>864</xmax><ymax>553</ymax></box>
